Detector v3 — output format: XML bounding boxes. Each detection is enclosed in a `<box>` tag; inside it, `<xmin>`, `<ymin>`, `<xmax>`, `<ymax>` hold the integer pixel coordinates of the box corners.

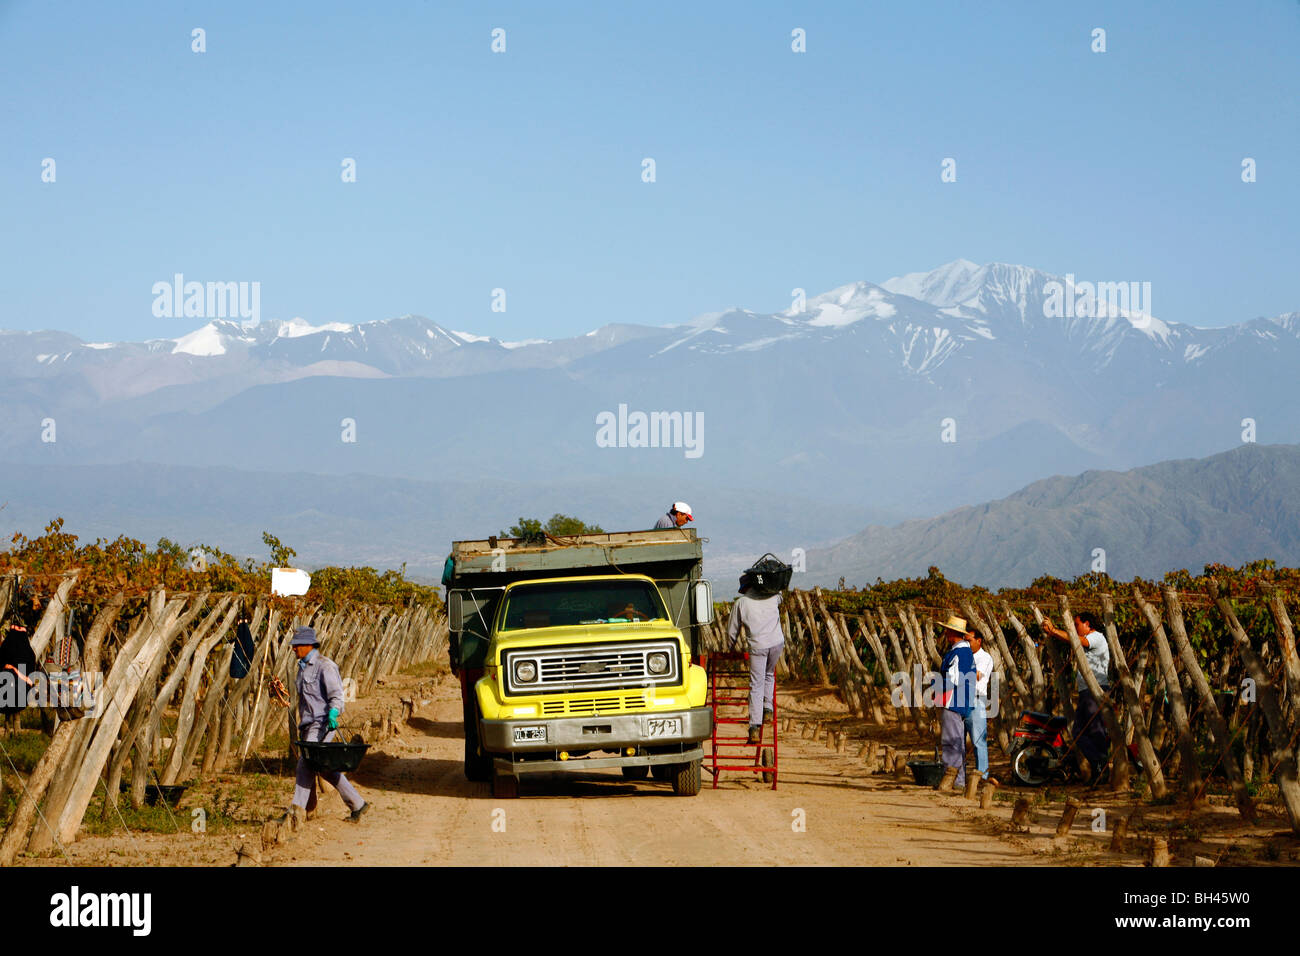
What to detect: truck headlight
<box><xmin>647</xmin><ymin>652</ymin><xmax>669</xmax><ymax>675</ymax></box>
<box><xmin>513</xmin><ymin>659</ymin><xmax>538</xmax><ymax>683</ymax></box>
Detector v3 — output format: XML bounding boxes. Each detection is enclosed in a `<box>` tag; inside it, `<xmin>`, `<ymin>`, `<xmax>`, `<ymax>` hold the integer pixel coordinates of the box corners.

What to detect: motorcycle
<box><xmin>1008</xmin><ymin>710</ymin><xmax>1082</xmax><ymax>786</ymax></box>
<box><xmin>1008</xmin><ymin>708</ymin><xmax>1143</xmax><ymax>786</ymax></box>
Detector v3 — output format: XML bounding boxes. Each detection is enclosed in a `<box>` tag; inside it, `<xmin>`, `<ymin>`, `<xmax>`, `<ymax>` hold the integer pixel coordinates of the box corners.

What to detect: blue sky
<box><xmin>2</xmin><ymin>0</ymin><xmax>1297</xmax><ymax>343</ymax></box>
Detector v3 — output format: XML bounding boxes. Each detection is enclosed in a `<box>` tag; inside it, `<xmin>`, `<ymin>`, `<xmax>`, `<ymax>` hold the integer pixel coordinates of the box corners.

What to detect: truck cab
<box><xmin>445</xmin><ymin>530</ymin><xmax>713</xmax><ymax>797</ymax></box>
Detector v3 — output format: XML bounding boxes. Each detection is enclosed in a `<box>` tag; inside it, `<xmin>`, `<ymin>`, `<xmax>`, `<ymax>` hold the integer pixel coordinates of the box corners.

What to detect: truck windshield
<box><xmin>500</xmin><ymin>579</ymin><xmax>668</xmax><ymax>631</ymax></box>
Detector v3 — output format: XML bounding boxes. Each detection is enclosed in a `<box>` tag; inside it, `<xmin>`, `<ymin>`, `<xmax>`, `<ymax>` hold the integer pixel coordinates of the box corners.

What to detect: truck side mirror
<box><xmin>693</xmin><ymin>580</ymin><xmax>713</xmax><ymax>625</ymax></box>
<box><xmin>448</xmin><ymin>591</ymin><xmax>463</xmax><ymax>631</ymax></box>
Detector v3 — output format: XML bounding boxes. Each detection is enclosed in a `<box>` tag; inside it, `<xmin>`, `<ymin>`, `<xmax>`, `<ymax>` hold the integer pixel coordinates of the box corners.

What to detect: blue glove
<box><xmin>328</xmin><ymin>707</ymin><xmax>340</xmax><ymax>730</ymax></box>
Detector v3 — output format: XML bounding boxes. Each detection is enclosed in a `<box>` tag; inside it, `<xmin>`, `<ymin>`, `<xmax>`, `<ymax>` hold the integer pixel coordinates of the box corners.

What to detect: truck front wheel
<box><xmin>462</xmin><ymin>696</ymin><xmax>492</xmax><ymax>782</ymax></box>
<box><xmin>671</xmin><ymin>759</ymin><xmax>701</xmax><ymax>796</ymax></box>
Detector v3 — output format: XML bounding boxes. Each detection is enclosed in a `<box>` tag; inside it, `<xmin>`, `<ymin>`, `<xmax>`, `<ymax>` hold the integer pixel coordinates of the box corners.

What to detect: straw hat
<box><xmin>938</xmin><ymin>615</ymin><xmax>968</xmax><ymax>636</ymax></box>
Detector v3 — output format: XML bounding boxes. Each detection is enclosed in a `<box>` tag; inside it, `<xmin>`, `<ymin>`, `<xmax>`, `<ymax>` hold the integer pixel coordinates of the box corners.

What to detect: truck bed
<box><xmin>445</xmin><ymin>528</ymin><xmax>709</xmax><ymax>661</ymax></box>
<box><xmin>449</xmin><ymin>528</ymin><xmax>701</xmax><ymax>577</ymax></box>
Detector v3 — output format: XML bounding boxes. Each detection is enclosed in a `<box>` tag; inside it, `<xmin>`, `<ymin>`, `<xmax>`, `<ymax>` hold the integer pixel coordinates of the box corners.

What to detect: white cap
<box><xmin>671</xmin><ymin>501</ymin><xmax>693</xmax><ymax>520</ymax></box>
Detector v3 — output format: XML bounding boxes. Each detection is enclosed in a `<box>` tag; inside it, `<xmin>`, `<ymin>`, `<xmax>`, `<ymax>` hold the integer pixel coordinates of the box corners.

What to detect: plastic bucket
<box><xmin>907</xmin><ymin>760</ymin><xmax>945</xmax><ymax>787</ymax></box>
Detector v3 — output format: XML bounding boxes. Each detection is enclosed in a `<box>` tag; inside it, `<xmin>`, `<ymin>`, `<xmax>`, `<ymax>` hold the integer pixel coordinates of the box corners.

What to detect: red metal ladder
<box><xmin>704</xmin><ymin>651</ymin><xmax>778</xmax><ymax>789</ymax></box>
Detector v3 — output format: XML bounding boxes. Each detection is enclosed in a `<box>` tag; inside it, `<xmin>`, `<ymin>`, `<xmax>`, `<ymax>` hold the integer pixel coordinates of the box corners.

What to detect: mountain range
<box><xmin>3</xmin><ymin>259</ymin><xmax>1297</xmax><ymax>583</ymax></box>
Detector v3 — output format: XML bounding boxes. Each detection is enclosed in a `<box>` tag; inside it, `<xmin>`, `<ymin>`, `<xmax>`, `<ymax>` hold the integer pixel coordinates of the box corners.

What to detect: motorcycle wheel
<box><xmin>1010</xmin><ymin>742</ymin><xmax>1055</xmax><ymax>787</ymax></box>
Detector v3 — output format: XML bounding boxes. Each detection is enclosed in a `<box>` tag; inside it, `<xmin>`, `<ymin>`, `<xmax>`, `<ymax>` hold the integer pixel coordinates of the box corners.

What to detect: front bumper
<box><xmin>493</xmin><ymin>746</ymin><xmax>704</xmax><ymax>776</ymax></box>
<box><xmin>480</xmin><ymin>705</ymin><xmax>712</xmax><ymax>754</ymax></box>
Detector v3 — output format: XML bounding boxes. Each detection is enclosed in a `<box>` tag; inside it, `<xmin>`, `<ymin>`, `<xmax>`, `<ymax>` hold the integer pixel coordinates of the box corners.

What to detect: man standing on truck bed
<box><xmin>654</xmin><ymin>501</ymin><xmax>693</xmax><ymax>529</ymax></box>
<box><xmin>727</xmin><ymin>572</ymin><xmax>785</xmax><ymax>744</ymax></box>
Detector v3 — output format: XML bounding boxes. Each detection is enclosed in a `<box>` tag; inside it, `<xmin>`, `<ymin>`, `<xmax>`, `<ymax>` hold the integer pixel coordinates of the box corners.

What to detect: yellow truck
<box><xmin>444</xmin><ymin>529</ymin><xmax>714</xmax><ymax>798</ymax></box>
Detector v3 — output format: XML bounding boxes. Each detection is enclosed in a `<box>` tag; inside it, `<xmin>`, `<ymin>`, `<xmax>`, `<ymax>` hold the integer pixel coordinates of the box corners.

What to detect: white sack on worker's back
<box><xmin>271</xmin><ymin>568</ymin><xmax>311</xmax><ymax>596</ymax></box>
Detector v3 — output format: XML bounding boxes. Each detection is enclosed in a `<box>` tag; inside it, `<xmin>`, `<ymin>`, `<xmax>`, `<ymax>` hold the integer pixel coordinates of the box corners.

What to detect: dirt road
<box><xmin>264</xmin><ymin>672</ymin><xmax>1046</xmax><ymax>867</ymax></box>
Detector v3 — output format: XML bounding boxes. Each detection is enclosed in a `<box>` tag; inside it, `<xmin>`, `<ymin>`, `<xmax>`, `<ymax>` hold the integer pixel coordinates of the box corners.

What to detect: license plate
<box><xmin>513</xmin><ymin>725</ymin><xmax>546</xmax><ymax>743</ymax></box>
<box><xmin>646</xmin><ymin>717</ymin><xmax>682</xmax><ymax>738</ymax></box>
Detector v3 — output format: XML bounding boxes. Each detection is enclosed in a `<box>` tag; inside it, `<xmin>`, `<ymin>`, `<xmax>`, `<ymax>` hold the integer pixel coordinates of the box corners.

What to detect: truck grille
<box><xmin>540</xmin><ymin>693</ymin><xmax>647</xmax><ymax>716</ymax></box>
<box><xmin>503</xmin><ymin>640</ymin><xmax>681</xmax><ymax>696</ymax></box>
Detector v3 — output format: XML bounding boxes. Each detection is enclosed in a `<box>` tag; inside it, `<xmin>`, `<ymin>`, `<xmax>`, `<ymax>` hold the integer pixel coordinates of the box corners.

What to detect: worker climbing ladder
<box><xmin>704</xmin><ymin>652</ymin><xmax>777</xmax><ymax>789</ymax></box>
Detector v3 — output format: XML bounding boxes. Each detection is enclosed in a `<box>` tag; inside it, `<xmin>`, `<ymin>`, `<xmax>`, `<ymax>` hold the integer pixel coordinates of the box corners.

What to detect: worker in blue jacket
<box><xmin>291</xmin><ymin>627</ymin><xmax>368</xmax><ymax>821</ymax></box>
<box><xmin>938</xmin><ymin>615</ymin><xmax>976</xmax><ymax>788</ymax></box>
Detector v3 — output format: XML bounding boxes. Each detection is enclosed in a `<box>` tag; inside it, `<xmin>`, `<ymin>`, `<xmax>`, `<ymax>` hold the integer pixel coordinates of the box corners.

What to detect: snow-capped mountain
<box><xmin>3</xmin><ymin>260</ymin><xmax>1297</xmax><ymax>524</ymax></box>
<box><xmin>7</xmin><ymin>259</ymin><xmax>1292</xmax><ymax>392</ymax></box>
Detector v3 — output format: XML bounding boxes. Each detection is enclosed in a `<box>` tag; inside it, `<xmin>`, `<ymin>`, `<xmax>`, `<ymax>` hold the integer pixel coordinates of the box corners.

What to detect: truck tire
<box><xmin>671</xmin><ymin>759</ymin><xmax>701</xmax><ymax>796</ymax></box>
<box><xmin>492</xmin><ymin>769</ymin><xmax>519</xmax><ymax>799</ymax></box>
<box><xmin>463</xmin><ymin>696</ymin><xmax>492</xmax><ymax>782</ymax></box>
<box><xmin>621</xmin><ymin>765</ymin><xmax>649</xmax><ymax>781</ymax></box>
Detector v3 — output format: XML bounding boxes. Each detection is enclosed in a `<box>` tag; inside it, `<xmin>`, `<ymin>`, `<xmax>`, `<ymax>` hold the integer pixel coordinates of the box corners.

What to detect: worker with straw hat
<box><xmin>937</xmin><ymin>615</ymin><xmax>976</xmax><ymax>788</ymax></box>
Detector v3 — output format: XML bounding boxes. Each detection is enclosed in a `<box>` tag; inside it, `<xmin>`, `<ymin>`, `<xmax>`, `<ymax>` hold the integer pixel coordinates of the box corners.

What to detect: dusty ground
<box><xmin>16</xmin><ymin>667</ymin><xmax>1299</xmax><ymax>867</ymax></box>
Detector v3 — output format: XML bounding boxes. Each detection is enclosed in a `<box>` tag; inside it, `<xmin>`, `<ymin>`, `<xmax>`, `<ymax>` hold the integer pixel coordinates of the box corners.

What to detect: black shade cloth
<box><xmin>230</xmin><ymin>621</ymin><xmax>256</xmax><ymax>679</ymax></box>
<box><xmin>0</xmin><ymin>627</ymin><xmax>39</xmax><ymax>715</ymax></box>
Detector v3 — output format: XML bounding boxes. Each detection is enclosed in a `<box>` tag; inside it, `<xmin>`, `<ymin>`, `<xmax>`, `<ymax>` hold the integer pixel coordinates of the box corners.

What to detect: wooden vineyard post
<box><xmin>1109</xmin><ymin>810</ymin><xmax>1135</xmax><ymax>853</ymax></box>
<box><xmin>1261</xmin><ymin>584</ymin><xmax>1300</xmax><ymax>721</ymax></box>
<box><xmin>907</xmin><ymin>605</ymin><xmax>941</xmax><ymax>669</ymax></box>
<box><xmin>46</xmin><ymin>592</ymin><xmax>188</xmax><ymax>849</ymax></box>
<box><xmin>1161</xmin><ymin>585</ymin><xmax>1254</xmax><ymax>822</ymax></box>
<box><xmin>792</xmin><ymin>591</ymin><xmax>831</xmax><ymax>687</ymax></box>
<box><xmin>811</xmin><ymin>589</ymin><xmax>869</xmax><ymax>718</ymax></box>
<box><xmin>114</xmin><ymin>593</ymin><xmax>208</xmax><ymax>811</ymax></box>
<box><xmin>1099</xmin><ymin>594</ymin><xmax>1166</xmax><ymax>799</ymax></box>
<box><xmin>244</xmin><ymin>607</ymin><xmax>303</xmax><ymax>762</ymax></box>
<box><xmin>194</xmin><ymin>600</ymin><xmax>265</xmax><ymax>779</ymax></box>
<box><xmin>162</xmin><ymin>597</ymin><xmax>240</xmax><ymax>784</ymax></box>
<box><xmin>896</xmin><ymin>607</ymin><xmax>927</xmax><ymax>674</ymax></box>
<box><xmin>1055</xmin><ymin>799</ymin><xmax>1081</xmax><ymax>838</ymax></box>
<box><xmin>972</xmin><ymin>600</ymin><xmax>1028</xmax><ymax>704</ymax></box>
<box><xmin>1209</xmin><ymin>581</ymin><xmax>1300</xmax><ymax>832</ymax></box>
<box><xmin>1030</xmin><ymin>602</ymin><xmax>1075</xmax><ymax>722</ymax></box>
<box><xmin>876</xmin><ymin>610</ymin><xmax>916</xmax><ymax>732</ymax></box>
<box><xmin>1133</xmin><ymin>588</ymin><xmax>1204</xmax><ymax>804</ymax></box>
<box><xmin>1057</xmin><ymin>595</ymin><xmax>1129</xmax><ymax>791</ymax></box>
<box><xmin>1150</xmin><ymin>838</ymin><xmax>1170</xmax><ymax>867</ymax></box>
<box><xmin>0</xmin><ymin>573</ymin><xmax>14</xmax><ymax>624</ymax></box>
<box><xmin>218</xmin><ymin>607</ymin><xmax>280</xmax><ymax>770</ymax></box>
<box><xmin>1002</xmin><ymin>601</ymin><xmax>1046</xmax><ymax>711</ymax></box>
<box><xmin>26</xmin><ymin>571</ymin><xmax>80</xmax><ymax>661</ymax></box>
<box><xmin>28</xmin><ymin>590</ymin><xmax>168</xmax><ymax>853</ymax></box>
<box><xmin>842</xmin><ymin>616</ymin><xmax>887</xmax><ymax>726</ymax></box>
<box><xmin>961</xmin><ymin>606</ymin><xmax>1019</xmax><ymax>702</ymax></box>
<box><xmin>1010</xmin><ymin>798</ymin><xmax>1031</xmax><ymax>829</ymax></box>
<box><xmin>876</xmin><ymin>608</ymin><xmax>909</xmax><ymax>674</ymax></box>
<box><xmin>853</xmin><ymin>616</ymin><xmax>891</xmax><ymax>676</ymax></box>
<box><xmin>238</xmin><ymin>622</ymin><xmax>275</xmax><ymax>765</ymax></box>
<box><xmin>0</xmin><ymin>592</ymin><xmax>124</xmax><ymax>866</ymax></box>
